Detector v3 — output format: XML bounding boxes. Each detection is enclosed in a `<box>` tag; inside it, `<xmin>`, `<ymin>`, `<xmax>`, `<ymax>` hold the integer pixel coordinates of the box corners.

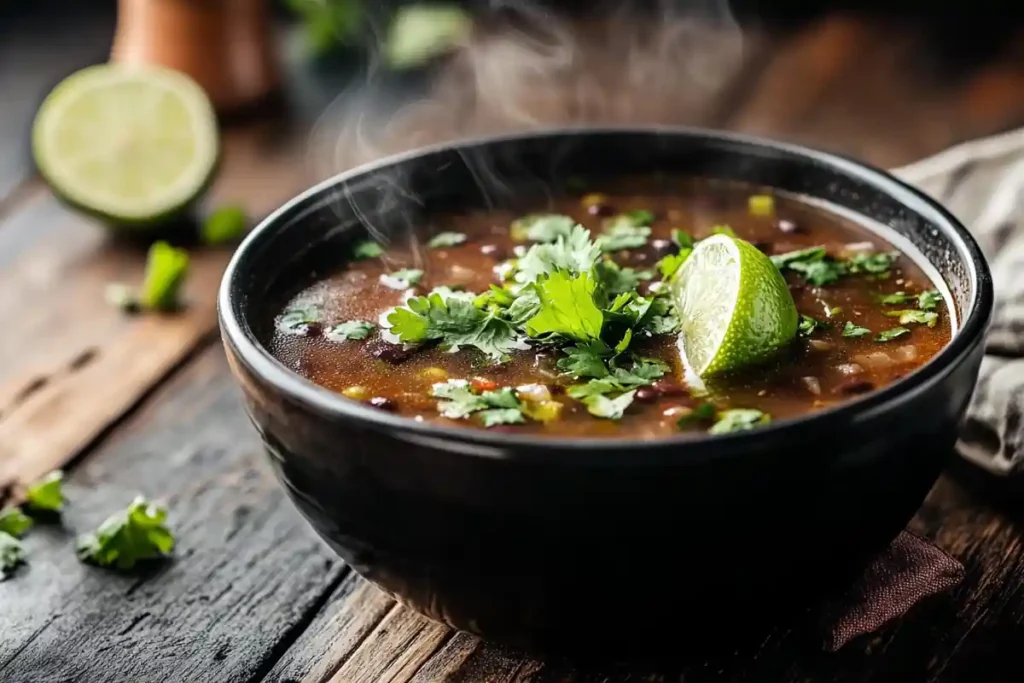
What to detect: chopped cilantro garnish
<box><xmin>595</xmin><ymin>260</ymin><xmax>651</xmax><ymax>296</ymax></box>
<box><xmin>0</xmin><ymin>532</ymin><xmax>24</xmax><ymax>579</ymax></box>
<box><xmin>76</xmin><ymin>497</ymin><xmax>175</xmax><ymax>570</ymax></box>
<box><xmin>479</xmin><ymin>408</ymin><xmax>525</xmax><ymax>427</ymax></box>
<box><xmin>515</xmin><ymin>225</ymin><xmax>602</xmax><ymax>283</ymax></box>
<box><xmin>842</xmin><ymin>322</ymin><xmax>871</xmax><ymax>338</ymax></box>
<box><xmin>581</xmin><ymin>390</ymin><xmax>636</xmax><ymax>420</ymax></box>
<box><xmin>278</xmin><ymin>305</ymin><xmax>319</xmax><ymax>334</ymax></box>
<box><xmin>557</xmin><ymin>341</ymin><xmax>611</xmax><ymax>378</ymax></box>
<box><xmin>770</xmin><ymin>246</ymin><xmax>843</xmax><ymax>286</ymax></box>
<box><xmin>846</xmin><ymin>251</ymin><xmax>899</xmax><ymax>275</ymax></box>
<box><xmin>0</xmin><ymin>509</ymin><xmax>32</xmax><ymax>538</ymax></box>
<box><xmin>625</xmin><ymin>209</ymin><xmax>655</xmax><ymax>225</ymax></box>
<box><xmin>748</xmin><ymin>195</ymin><xmax>775</xmax><ymax>217</ymax></box>
<box><xmin>656</xmin><ymin>249</ymin><xmax>692</xmax><ymax>280</ymax></box>
<box><xmin>380</xmin><ymin>268</ymin><xmax>423</xmax><ymax>290</ymax></box>
<box><xmin>140</xmin><ymin>241</ymin><xmax>189</xmax><ymax>311</ymax></box>
<box><xmin>525</xmin><ymin>271</ymin><xmax>604</xmax><ymax>342</ymax></box>
<box><xmin>709</xmin><ymin>409</ymin><xmax>770</xmax><ymax>434</ymax></box>
<box><xmin>798</xmin><ymin>315</ymin><xmax>828</xmax><ymax>337</ymax></box>
<box><xmin>917</xmin><ymin>290</ymin><xmax>942</xmax><ymax>310</ymax></box>
<box><xmin>771</xmin><ymin>246</ymin><xmax>827</xmax><ymax>270</ymax></box>
<box><xmin>510</xmin><ymin>214</ymin><xmax>576</xmax><ymax>243</ymax></box>
<box><xmin>677</xmin><ymin>402</ymin><xmax>717</xmax><ymax>428</ymax></box>
<box><xmin>671</xmin><ymin>229</ymin><xmax>694</xmax><ymax>249</ymax></box>
<box><xmin>877</xmin><ymin>327</ymin><xmax>910</xmax><ymax>342</ymax></box>
<box><xmin>201</xmin><ymin>206</ymin><xmax>248</xmax><ymax>245</ymax></box>
<box><xmin>352</xmin><ymin>240</ymin><xmax>385</xmax><ymax>260</ymax></box>
<box><xmin>880</xmin><ymin>291</ymin><xmax>912</xmax><ymax>305</ymax></box>
<box><xmin>327</xmin><ymin>320</ymin><xmax>375</xmax><ymax>341</ymax></box>
<box><xmin>26</xmin><ymin>471</ymin><xmax>64</xmax><ymax>513</ymax></box>
<box><xmin>597</xmin><ymin>212</ymin><xmax>652</xmax><ymax>252</ymax></box>
<box><xmin>431</xmin><ymin>380</ymin><xmax>527</xmax><ymax>426</ymax></box>
<box><xmin>427</xmin><ymin>231</ymin><xmax>467</xmax><ymax>248</ymax></box>
<box><xmin>885</xmin><ymin>309</ymin><xmax>938</xmax><ymax>327</ymax></box>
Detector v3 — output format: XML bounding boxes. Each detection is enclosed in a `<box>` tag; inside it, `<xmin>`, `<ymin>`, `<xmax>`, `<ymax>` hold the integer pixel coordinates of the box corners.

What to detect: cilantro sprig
<box><xmin>431</xmin><ymin>380</ymin><xmax>526</xmax><ymax>426</ymax></box>
<box><xmin>771</xmin><ymin>246</ymin><xmax>900</xmax><ymax>286</ymax></box>
<box><xmin>76</xmin><ymin>497</ymin><xmax>175</xmax><ymax>570</ymax></box>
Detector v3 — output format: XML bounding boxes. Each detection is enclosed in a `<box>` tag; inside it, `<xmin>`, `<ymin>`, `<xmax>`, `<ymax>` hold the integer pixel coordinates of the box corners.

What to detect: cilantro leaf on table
<box><xmin>351</xmin><ymin>240</ymin><xmax>385</xmax><ymax>260</ymax></box>
<box><xmin>917</xmin><ymin>290</ymin><xmax>942</xmax><ymax>310</ymax></box>
<box><xmin>515</xmin><ymin>225</ymin><xmax>602</xmax><ymax>284</ymax></box>
<box><xmin>597</xmin><ymin>212</ymin><xmax>652</xmax><ymax>252</ymax></box>
<box><xmin>201</xmin><ymin>206</ymin><xmax>247</xmax><ymax>245</ymax></box>
<box><xmin>510</xmin><ymin>214</ymin><xmax>576</xmax><ymax>243</ymax></box>
<box><xmin>380</xmin><ymin>268</ymin><xmax>424</xmax><ymax>290</ymax></box>
<box><xmin>525</xmin><ymin>271</ymin><xmax>604</xmax><ymax>342</ymax></box>
<box><xmin>26</xmin><ymin>470</ymin><xmax>64</xmax><ymax>513</ymax></box>
<box><xmin>141</xmin><ymin>241</ymin><xmax>190</xmax><ymax>311</ymax></box>
<box><xmin>76</xmin><ymin>497</ymin><xmax>174</xmax><ymax>570</ymax></box>
<box><xmin>0</xmin><ymin>509</ymin><xmax>32</xmax><ymax>538</ymax></box>
<box><xmin>327</xmin><ymin>320</ymin><xmax>375</xmax><ymax>341</ymax></box>
<box><xmin>0</xmin><ymin>532</ymin><xmax>24</xmax><ymax>579</ymax></box>
<box><xmin>581</xmin><ymin>390</ymin><xmax>636</xmax><ymax>420</ymax></box>
<box><xmin>427</xmin><ymin>232</ymin><xmax>467</xmax><ymax>248</ymax></box>
<box><xmin>842</xmin><ymin>322</ymin><xmax>871</xmax><ymax>338</ymax></box>
<box><xmin>885</xmin><ymin>309</ymin><xmax>939</xmax><ymax>327</ymax></box>
<box><xmin>708</xmin><ymin>409</ymin><xmax>770</xmax><ymax>434</ymax></box>
<box><xmin>877</xmin><ymin>327</ymin><xmax>910</xmax><ymax>342</ymax></box>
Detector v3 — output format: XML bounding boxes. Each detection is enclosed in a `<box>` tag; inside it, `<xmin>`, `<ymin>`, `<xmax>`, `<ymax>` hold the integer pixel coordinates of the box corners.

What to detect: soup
<box><xmin>267</xmin><ymin>179</ymin><xmax>951</xmax><ymax>439</ymax></box>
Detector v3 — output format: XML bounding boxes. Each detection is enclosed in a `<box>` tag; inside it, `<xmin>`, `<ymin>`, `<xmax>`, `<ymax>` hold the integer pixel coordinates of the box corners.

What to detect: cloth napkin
<box><xmin>894</xmin><ymin>128</ymin><xmax>1024</xmax><ymax>477</ymax></box>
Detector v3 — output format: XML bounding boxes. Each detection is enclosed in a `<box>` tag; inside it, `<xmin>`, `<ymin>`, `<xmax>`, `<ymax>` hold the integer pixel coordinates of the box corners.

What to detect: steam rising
<box><xmin>307</xmin><ymin>0</ymin><xmax>745</xmax><ymax>262</ymax></box>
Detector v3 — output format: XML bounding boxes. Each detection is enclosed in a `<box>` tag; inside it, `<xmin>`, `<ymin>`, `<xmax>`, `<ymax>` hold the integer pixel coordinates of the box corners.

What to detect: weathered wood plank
<box><xmin>0</xmin><ymin>346</ymin><xmax>346</xmax><ymax>683</ymax></box>
<box><xmin>0</xmin><ymin>122</ymin><xmax>306</xmax><ymax>495</ymax></box>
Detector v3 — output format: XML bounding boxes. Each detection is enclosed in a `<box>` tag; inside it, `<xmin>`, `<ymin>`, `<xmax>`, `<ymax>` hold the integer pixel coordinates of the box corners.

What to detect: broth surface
<box><xmin>268</xmin><ymin>179</ymin><xmax>952</xmax><ymax>439</ymax></box>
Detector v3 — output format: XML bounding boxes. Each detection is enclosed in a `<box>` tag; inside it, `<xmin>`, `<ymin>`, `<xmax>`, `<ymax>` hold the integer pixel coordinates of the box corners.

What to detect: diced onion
<box><xmin>808</xmin><ymin>339</ymin><xmax>834</xmax><ymax>352</ymax></box>
<box><xmin>893</xmin><ymin>345</ymin><xmax>920</xmax><ymax>363</ymax></box>
<box><xmin>836</xmin><ymin>363</ymin><xmax>864</xmax><ymax>376</ymax></box>
<box><xmin>801</xmin><ymin>376</ymin><xmax>822</xmax><ymax>396</ymax></box>
<box><xmin>517</xmin><ymin>383</ymin><xmax>552</xmax><ymax>403</ymax></box>
<box><xmin>854</xmin><ymin>351</ymin><xmax>895</xmax><ymax>369</ymax></box>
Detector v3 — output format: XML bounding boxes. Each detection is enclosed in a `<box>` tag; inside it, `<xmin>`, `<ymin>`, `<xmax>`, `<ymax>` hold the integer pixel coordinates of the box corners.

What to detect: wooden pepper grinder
<box><xmin>111</xmin><ymin>0</ymin><xmax>281</xmax><ymax>113</ymax></box>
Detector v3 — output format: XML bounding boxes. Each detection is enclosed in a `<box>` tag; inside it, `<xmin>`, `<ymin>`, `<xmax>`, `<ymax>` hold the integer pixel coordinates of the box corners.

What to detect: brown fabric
<box><xmin>822</xmin><ymin>531</ymin><xmax>965</xmax><ymax>651</ymax></box>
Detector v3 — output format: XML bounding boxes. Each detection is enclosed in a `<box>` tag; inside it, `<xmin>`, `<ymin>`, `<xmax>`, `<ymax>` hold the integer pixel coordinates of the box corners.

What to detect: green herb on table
<box><xmin>510</xmin><ymin>214</ymin><xmax>576</xmax><ymax>243</ymax></box>
<box><xmin>327</xmin><ymin>320</ymin><xmax>375</xmax><ymax>342</ymax></box>
<box><xmin>885</xmin><ymin>309</ymin><xmax>939</xmax><ymax>328</ymax></box>
<box><xmin>380</xmin><ymin>268</ymin><xmax>424</xmax><ymax>290</ymax></box>
<box><xmin>877</xmin><ymin>327</ymin><xmax>910</xmax><ymax>343</ymax></box>
<box><xmin>201</xmin><ymin>206</ymin><xmax>248</xmax><ymax>245</ymax></box>
<box><xmin>106</xmin><ymin>241</ymin><xmax>189</xmax><ymax>314</ymax></box>
<box><xmin>842</xmin><ymin>322</ymin><xmax>872</xmax><ymax>338</ymax></box>
<box><xmin>427</xmin><ymin>231</ymin><xmax>467</xmax><ymax>249</ymax></box>
<box><xmin>351</xmin><ymin>240</ymin><xmax>385</xmax><ymax>261</ymax></box>
<box><xmin>0</xmin><ymin>508</ymin><xmax>32</xmax><ymax>538</ymax></box>
<box><xmin>0</xmin><ymin>532</ymin><xmax>24</xmax><ymax>579</ymax></box>
<box><xmin>26</xmin><ymin>470</ymin><xmax>64</xmax><ymax>513</ymax></box>
<box><xmin>709</xmin><ymin>409</ymin><xmax>770</xmax><ymax>435</ymax></box>
<box><xmin>917</xmin><ymin>290</ymin><xmax>942</xmax><ymax>310</ymax></box>
<box><xmin>76</xmin><ymin>497</ymin><xmax>175</xmax><ymax>570</ymax></box>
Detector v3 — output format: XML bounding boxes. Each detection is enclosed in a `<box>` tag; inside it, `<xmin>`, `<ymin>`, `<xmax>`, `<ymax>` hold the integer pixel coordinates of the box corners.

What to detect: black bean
<box><xmin>367</xmin><ymin>341</ymin><xmax>413</xmax><ymax>365</ymax></box>
<box><xmin>836</xmin><ymin>379</ymin><xmax>874</xmax><ymax>395</ymax></box>
<box><xmin>369</xmin><ymin>396</ymin><xmax>397</xmax><ymax>411</ymax></box>
<box><xmin>634</xmin><ymin>386</ymin><xmax>659</xmax><ymax>403</ymax></box>
<box><xmin>480</xmin><ymin>243</ymin><xmax>506</xmax><ymax>259</ymax></box>
<box><xmin>776</xmin><ymin>219</ymin><xmax>803</xmax><ymax>234</ymax></box>
<box><xmin>302</xmin><ymin>322</ymin><xmax>323</xmax><ymax>338</ymax></box>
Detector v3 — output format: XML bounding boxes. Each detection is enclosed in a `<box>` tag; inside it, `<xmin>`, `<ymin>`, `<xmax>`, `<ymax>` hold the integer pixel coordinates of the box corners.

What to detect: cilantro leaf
<box><xmin>352</xmin><ymin>240</ymin><xmax>385</xmax><ymax>260</ymax></box>
<box><xmin>76</xmin><ymin>497</ymin><xmax>175</xmax><ymax>570</ymax></box>
<box><xmin>842</xmin><ymin>322</ymin><xmax>871</xmax><ymax>338</ymax></box>
<box><xmin>846</xmin><ymin>251</ymin><xmax>899</xmax><ymax>275</ymax></box>
<box><xmin>277</xmin><ymin>305</ymin><xmax>319</xmax><ymax>335</ymax></box>
<box><xmin>380</xmin><ymin>269</ymin><xmax>424</xmax><ymax>290</ymax></box>
<box><xmin>510</xmin><ymin>214</ymin><xmax>576</xmax><ymax>243</ymax></box>
<box><xmin>708</xmin><ymin>409</ymin><xmax>770</xmax><ymax>434</ymax></box>
<box><xmin>770</xmin><ymin>246</ymin><xmax>844</xmax><ymax>286</ymax></box>
<box><xmin>677</xmin><ymin>402</ymin><xmax>717</xmax><ymax>429</ymax></box>
<box><xmin>505</xmin><ymin>289</ymin><xmax>541</xmax><ymax>325</ymax></box>
<box><xmin>885</xmin><ymin>309</ymin><xmax>939</xmax><ymax>327</ymax></box>
<box><xmin>327</xmin><ymin>320</ymin><xmax>375</xmax><ymax>341</ymax></box>
<box><xmin>0</xmin><ymin>532</ymin><xmax>24</xmax><ymax>579</ymax></box>
<box><xmin>880</xmin><ymin>291</ymin><xmax>912</xmax><ymax>305</ymax></box>
<box><xmin>581</xmin><ymin>390</ymin><xmax>636</xmax><ymax>420</ymax></box>
<box><xmin>595</xmin><ymin>260</ymin><xmax>651</xmax><ymax>296</ymax></box>
<box><xmin>445</xmin><ymin>310</ymin><xmax>529</xmax><ymax>361</ymax></box>
<box><xmin>0</xmin><ymin>508</ymin><xmax>33</xmax><ymax>538</ymax></box>
<box><xmin>515</xmin><ymin>225</ymin><xmax>601</xmax><ymax>284</ymax></box>
<box><xmin>917</xmin><ymin>290</ymin><xmax>942</xmax><ymax>310</ymax></box>
<box><xmin>201</xmin><ymin>206</ymin><xmax>248</xmax><ymax>245</ymax></box>
<box><xmin>877</xmin><ymin>327</ymin><xmax>910</xmax><ymax>342</ymax></box>
<box><xmin>26</xmin><ymin>470</ymin><xmax>64</xmax><ymax>513</ymax></box>
<box><xmin>798</xmin><ymin>315</ymin><xmax>828</xmax><ymax>337</ymax></box>
<box><xmin>671</xmin><ymin>229</ymin><xmax>694</xmax><ymax>249</ymax></box>
<box><xmin>557</xmin><ymin>341</ymin><xmax>612</xmax><ymax>378</ymax></box>
<box><xmin>597</xmin><ymin>214</ymin><xmax>652</xmax><ymax>252</ymax></box>
<box><xmin>432</xmin><ymin>380</ymin><xmax>487</xmax><ymax>418</ymax></box>
<box><xmin>525</xmin><ymin>271</ymin><xmax>604</xmax><ymax>342</ymax></box>
<box><xmin>642</xmin><ymin>296</ymin><xmax>681</xmax><ymax>335</ymax></box>
<box><xmin>140</xmin><ymin>241</ymin><xmax>189</xmax><ymax>311</ymax></box>
<box><xmin>427</xmin><ymin>232</ymin><xmax>467</xmax><ymax>248</ymax></box>
<box><xmin>656</xmin><ymin>249</ymin><xmax>691</xmax><ymax>280</ymax></box>
<box><xmin>771</xmin><ymin>246</ymin><xmax>827</xmax><ymax>270</ymax></box>
<box><xmin>479</xmin><ymin>408</ymin><xmax>525</xmax><ymax>427</ymax></box>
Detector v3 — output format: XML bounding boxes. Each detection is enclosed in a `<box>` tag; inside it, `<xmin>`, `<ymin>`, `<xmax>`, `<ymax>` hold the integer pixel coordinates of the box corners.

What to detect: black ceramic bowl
<box><xmin>218</xmin><ymin>128</ymin><xmax>992</xmax><ymax>657</ymax></box>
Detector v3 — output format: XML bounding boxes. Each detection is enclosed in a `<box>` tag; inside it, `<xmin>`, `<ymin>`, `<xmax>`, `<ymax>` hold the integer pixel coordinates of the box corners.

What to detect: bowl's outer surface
<box><xmin>218</xmin><ymin>128</ymin><xmax>992</xmax><ymax>656</ymax></box>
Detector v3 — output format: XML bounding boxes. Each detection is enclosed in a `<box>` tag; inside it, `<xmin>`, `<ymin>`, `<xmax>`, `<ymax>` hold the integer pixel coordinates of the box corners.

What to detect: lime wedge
<box><xmin>670</xmin><ymin>234</ymin><xmax>798</xmax><ymax>378</ymax></box>
<box><xmin>32</xmin><ymin>64</ymin><xmax>219</xmax><ymax>228</ymax></box>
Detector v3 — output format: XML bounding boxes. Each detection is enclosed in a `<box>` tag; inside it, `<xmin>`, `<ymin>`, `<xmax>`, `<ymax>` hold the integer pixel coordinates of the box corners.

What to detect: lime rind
<box><xmin>31</xmin><ymin>64</ymin><xmax>219</xmax><ymax>227</ymax></box>
<box><xmin>672</xmin><ymin>234</ymin><xmax>798</xmax><ymax>378</ymax></box>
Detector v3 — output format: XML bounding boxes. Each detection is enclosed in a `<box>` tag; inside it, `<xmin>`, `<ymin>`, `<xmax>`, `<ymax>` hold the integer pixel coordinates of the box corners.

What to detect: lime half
<box><xmin>670</xmin><ymin>234</ymin><xmax>798</xmax><ymax>378</ymax></box>
<box><xmin>32</xmin><ymin>64</ymin><xmax>219</xmax><ymax>227</ymax></box>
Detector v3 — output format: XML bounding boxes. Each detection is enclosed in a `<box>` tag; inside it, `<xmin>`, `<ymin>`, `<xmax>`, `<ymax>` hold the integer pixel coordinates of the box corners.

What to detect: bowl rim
<box><xmin>218</xmin><ymin>124</ymin><xmax>994</xmax><ymax>456</ymax></box>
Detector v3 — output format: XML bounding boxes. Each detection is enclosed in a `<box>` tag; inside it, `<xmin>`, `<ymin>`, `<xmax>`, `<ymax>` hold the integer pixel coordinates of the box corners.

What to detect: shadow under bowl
<box><xmin>217</xmin><ymin>127</ymin><xmax>992</xmax><ymax>659</ymax></box>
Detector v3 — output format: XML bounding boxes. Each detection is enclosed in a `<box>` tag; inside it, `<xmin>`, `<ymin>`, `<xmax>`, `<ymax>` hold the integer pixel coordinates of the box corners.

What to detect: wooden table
<box><xmin>3</xmin><ymin>12</ymin><xmax>1024</xmax><ymax>683</ymax></box>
